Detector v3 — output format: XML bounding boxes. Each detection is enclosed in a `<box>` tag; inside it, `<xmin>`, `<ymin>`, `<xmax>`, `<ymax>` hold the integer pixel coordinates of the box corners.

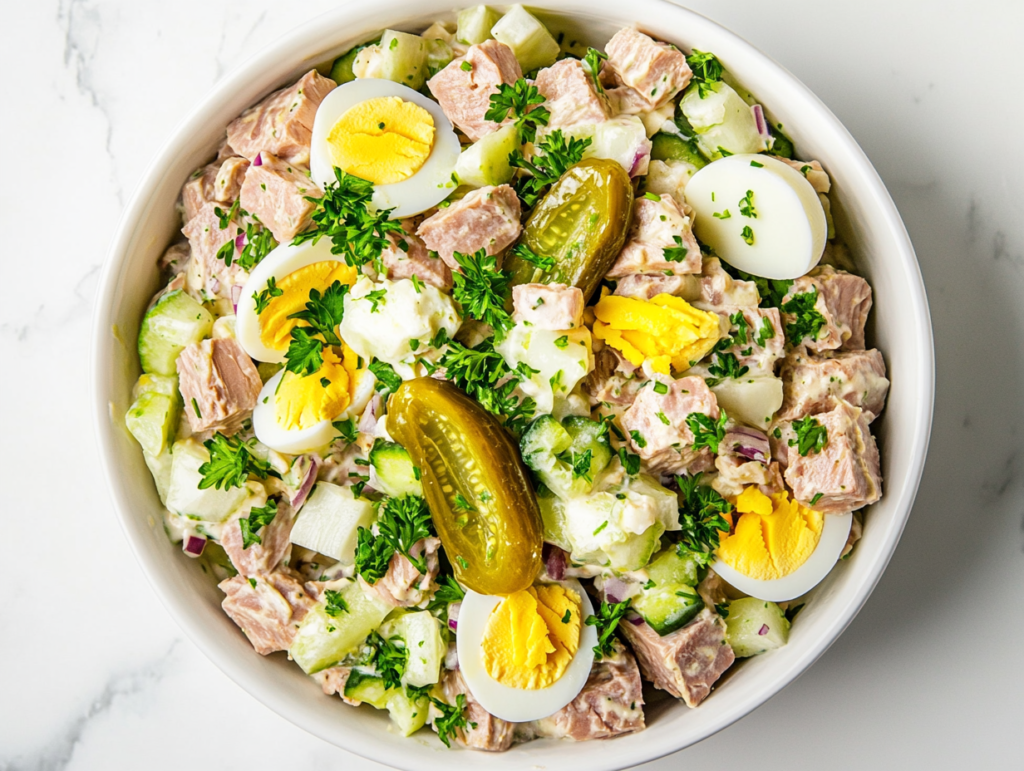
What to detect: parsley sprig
<box><xmin>686</xmin><ymin>49</ymin><xmax>724</xmax><ymax>98</ymax></box>
<box><xmin>511</xmin><ymin>243</ymin><xmax>556</xmax><ymax>272</ymax></box>
<box><xmin>253</xmin><ymin>276</ymin><xmax>282</xmax><ymax>315</ymax></box>
<box><xmin>582</xmin><ymin>47</ymin><xmax>608</xmax><ymax>95</ymax></box>
<box><xmin>676</xmin><ymin>473</ymin><xmax>733</xmax><ymax>566</ymax></box>
<box><xmin>239</xmin><ymin>499</ymin><xmax>278</xmax><ymax>549</ymax></box>
<box><xmin>354</xmin><ymin>495</ymin><xmax>435</xmax><ymax>583</ymax></box>
<box><xmin>430</xmin><ymin>693</ymin><xmax>470</xmax><ymax>748</ymax></box>
<box><xmin>439</xmin><ymin>338</ymin><xmax>536</xmax><ymax>436</ymax></box>
<box><xmin>781</xmin><ymin>289</ymin><xmax>827</xmax><ymax>345</ymax></box>
<box><xmin>451</xmin><ymin>249</ymin><xmax>514</xmax><ymax>339</ymax></box>
<box><xmin>789</xmin><ymin>416</ymin><xmax>828</xmax><ymax>456</ymax></box>
<box><xmin>282</xmin><ymin>281</ymin><xmax>349</xmax><ymax>377</ymax></box>
<box><xmin>510</xmin><ymin>129</ymin><xmax>592</xmax><ymax>208</ymax></box>
<box><xmin>686</xmin><ymin>410</ymin><xmax>728</xmax><ymax>454</ymax></box>
<box><xmin>364</xmin><ymin>630</ymin><xmax>408</xmax><ymax>690</ymax></box>
<box><xmin>484</xmin><ymin>78</ymin><xmax>550</xmax><ymax>143</ymax></box>
<box><xmin>368</xmin><ymin>359</ymin><xmax>402</xmax><ymax>395</ymax></box>
<box><xmin>199</xmin><ymin>434</ymin><xmax>276</xmax><ymax>490</ymax></box>
<box><xmin>585</xmin><ymin>600</ymin><xmax>631</xmax><ymax>660</ymax></box>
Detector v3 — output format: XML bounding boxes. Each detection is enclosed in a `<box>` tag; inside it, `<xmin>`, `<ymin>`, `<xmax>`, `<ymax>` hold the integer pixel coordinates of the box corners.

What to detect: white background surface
<box><xmin>1</xmin><ymin>1</ymin><xmax>1022</xmax><ymax>768</ymax></box>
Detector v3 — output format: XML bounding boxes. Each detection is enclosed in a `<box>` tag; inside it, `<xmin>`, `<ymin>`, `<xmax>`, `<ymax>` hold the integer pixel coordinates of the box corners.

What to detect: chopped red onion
<box><xmin>448</xmin><ymin>618</ymin><xmax>458</xmax><ymax>631</ymax></box>
<box><xmin>628</xmin><ymin>615</ymin><xmax>644</xmax><ymax>626</ymax></box>
<box><xmin>235</xmin><ymin>231</ymin><xmax>246</xmax><ymax>253</ymax></box>
<box><xmin>723</xmin><ymin>426</ymin><xmax>771</xmax><ymax>464</ymax></box>
<box><xmin>210</xmin><ymin>277</ymin><xmax>220</xmax><ymax>294</ymax></box>
<box><xmin>253</xmin><ymin>152</ymin><xmax>263</xmax><ymax>167</ymax></box>
<box><xmin>603</xmin><ymin>576</ymin><xmax>630</xmax><ymax>605</ymax></box>
<box><xmin>752</xmin><ymin>104</ymin><xmax>771</xmax><ymax>142</ymax></box>
<box><xmin>290</xmin><ymin>454</ymin><xmax>321</xmax><ymax>509</ymax></box>
<box><xmin>230</xmin><ymin>283</ymin><xmax>243</xmax><ymax>314</ymax></box>
<box><xmin>183</xmin><ymin>534</ymin><xmax>207</xmax><ymax>557</ymax></box>
<box><xmin>358</xmin><ymin>394</ymin><xmax>382</xmax><ymax>434</ymax></box>
<box><xmin>543</xmin><ymin>542</ymin><xmax>567</xmax><ymax>581</ymax></box>
<box><xmin>758</xmin><ymin>623</ymin><xmax>769</xmax><ymax>636</ymax></box>
<box><xmin>629</xmin><ymin>146</ymin><xmax>650</xmax><ymax>178</ymax></box>
<box><xmin>447</xmin><ymin>601</ymin><xmax>461</xmax><ymax>632</ymax></box>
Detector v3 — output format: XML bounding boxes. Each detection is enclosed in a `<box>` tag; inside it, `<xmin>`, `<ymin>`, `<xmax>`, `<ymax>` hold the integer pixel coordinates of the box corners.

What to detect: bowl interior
<box><xmin>92</xmin><ymin>2</ymin><xmax>933</xmax><ymax>769</ymax></box>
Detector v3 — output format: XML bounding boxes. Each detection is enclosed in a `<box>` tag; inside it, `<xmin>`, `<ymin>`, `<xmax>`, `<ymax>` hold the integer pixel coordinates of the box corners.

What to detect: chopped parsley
<box><xmin>440</xmin><ymin>338</ymin><xmax>536</xmax><ymax>436</ymax></box>
<box><xmin>781</xmin><ymin>289</ymin><xmax>827</xmax><ymax>345</ymax></box>
<box><xmin>364</xmin><ymin>630</ymin><xmax>408</xmax><ymax>690</ymax></box>
<box><xmin>561</xmin><ymin>609</ymin><xmax>572</xmax><ymax>624</ymax></box>
<box><xmin>663</xmin><ymin>234</ymin><xmax>690</xmax><ymax>263</ymax></box>
<box><xmin>618</xmin><ymin>447</ymin><xmax>641</xmax><ymax>476</ymax></box>
<box><xmin>553</xmin><ymin>335</ymin><xmax>569</xmax><ymax>349</ymax></box>
<box><xmin>451</xmin><ymin>249</ymin><xmax>514</xmax><ymax>339</ymax></box>
<box><xmin>653</xmin><ymin>380</ymin><xmax>669</xmax><ymax>395</ymax></box>
<box><xmin>239</xmin><ymin>499</ymin><xmax>278</xmax><ymax>549</ymax></box>
<box><xmin>484</xmin><ymin>78</ymin><xmax>550</xmax><ymax>144</ymax></box>
<box><xmin>582</xmin><ymin>47</ymin><xmax>608</xmax><ymax>95</ymax></box>
<box><xmin>510</xmin><ymin>129</ymin><xmax>592</xmax><ymax>208</ymax></box>
<box><xmin>430</xmin><ymin>693</ymin><xmax>469</xmax><ymax>747</ymax></box>
<box><xmin>198</xmin><ymin>433</ymin><xmax>275</xmax><ymax>490</ymax></box>
<box><xmin>460</xmin><ymin>60</ymin><xmax>473</xmax><ymax>72</ymax></box>
<box><xmin>511</xmin><ymin>243</ymin><xmax>556</xmax><ymax>271</ymax></box>
<box><xmin>755</xmin><ymin>316</ymin><xmax>776</xmax><ymax>347</ymax></box>
<box><xmin>629</xmin><ymin>429</ymin><xmax>648</xmax><ymax>449</ymax></box>
<box><xmin>713</xmin><ymin>209</ymin><xmax>732</xmax><ymax>219</ymax></box>
<box><xmin>252</xmin><ymin>276</ymin><xmax>283</xmax><ymax>315</ymax></box>
<box><xmin>332</xmin><ymin>417</ymin><xmax>359</xmax><ymax>444</ymax></box>
<box><xmin>323</xmin><ymin>589</ymin><xmax>349</xmax><ymax>617</ymax></box>
<box><xmin>685</xmin><ymin>49</ymin><xmax>724</xmax><ymax>99</ymax></box>
<box><xmin>355</xmin><ymin>494</ymin><xmax>434</xmax><ymax>583</ymax></box>
<box><xmin>585</xmin><ymin>600</ymin><xmax>631</xmax><ymax>660</ymax></box>
<box><xmin>738</xmin><ymin>189</ymin><xmax>757</xmax><ymax>218</ymax></box>
<box><xmin>364</xmin><ymin>288</ymin><xmax>388</xmax><ymax>313</ymax></box>
<box><xmin>686</xmin><ymin>410</ymin><xmax>728</xmax><ymax>454</ymax></box>
<box><xmin>368</xmin><ymin>359</ymin><xmax>402</xmax><ymax>395</ymax></box>
<box><xmin>810</xmin><ymin>492</ymin><xmax>824</xmax><ymax>505</ymax></box>
<box><xmin>676</xmin><ymin>473</ymin><xmax>733</xmax><ymax>566</ymax></box>
<box><xmin>707</xmin><ymin>352</ymin><xmax>750</xmax><ymax>386</ymax></box>
<box><xmin>741</xmin><ymin>225</ymin><xmax>755</xmax><ymax>245</ymax></box>
<box><xmin>789</xmin><ymin>415</ymin><xmax>828</xmax><ymax>456</ymax></box>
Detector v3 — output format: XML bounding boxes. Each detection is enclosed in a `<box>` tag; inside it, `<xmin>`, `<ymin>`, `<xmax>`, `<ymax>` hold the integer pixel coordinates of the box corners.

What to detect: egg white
<box><xmin>236</xmin><ymin>237</ymin><xmax>347</xmax><ymax>364</ymax></box>
<box><xmin>309</xmin><ymin>79</ymin><xmax>461</xmax><ymax>219</ymax></box>
<box><xmin>456</xmin><ymin>578</ymin><xmax>598</xmax><ymax>723</ymax></box>
<box><xmin>711</xmin><ymin>510</ymin><xmax>853</xmax><ymax>602</ymax></box>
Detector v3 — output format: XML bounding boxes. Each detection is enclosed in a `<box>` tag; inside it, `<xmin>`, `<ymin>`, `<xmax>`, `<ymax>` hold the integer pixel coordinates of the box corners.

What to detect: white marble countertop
<box><xmin>2</xmin><ymin>1</ymin><xmax>1022</xmax><ymax>768</ymax></box>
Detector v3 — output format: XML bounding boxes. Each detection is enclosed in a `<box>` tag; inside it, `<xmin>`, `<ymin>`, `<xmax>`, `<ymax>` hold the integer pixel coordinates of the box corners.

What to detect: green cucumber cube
<box><xmin>386</xmin><ymin>689</ymin><xmax>429</xmax><ymax>736</ymax></box>
<box><xmin>725</xmin><ymin>597</ymin><xmax>790</xmax><ymax>657</ymax></box>
<box><xmin>126</xmin><ymin>391</ymin><xmax>178</xmax><ymax>457</ymax></box>
<box><xmin>455</xmin><ymin>124</ymin><xmax>519</xmax><ymax>188</ymax></box>
<box><xmin>457</xmin><ymin>5</ymin><xmax>503</xmax><ymax>45</ymax></box>
<box><xmin>291</xmin><ymin>581</ymin><xmax>391</xmax><ymax>674</ymax></box>
<box><xmin>343</xmin><ymin>669</ymin><xmax>390</xmax><ymax>708</ymax></box>
<box><xmin>379</xmin><ymin>610</ymin><xmax>444</xmax><ymax>688</ymax></box>
<box><xmin>377</xmin><ymin>30</ymin><xmax>429</xmax><ymax>90</ymax></box>
<box><xmin>138</xmin><ymin>290</ymin><xmax>213</xmax><ymax>376</ymax></box>
<box><xmin>369</xmin><ymin>440</ymin><xmax>423</xmax><ymax>497</ymax></box>
<box><xmin>631</xmin><ymin>583</ymin><xmax>704</xmax><ymax>636</ymax></box>
<box><xmin>645</xmin><ymin>546</ymin><xmax>700</xmax><ymax>587</ymax></box>
<box><xmin>490</xmin><ymin>5</ymin><xmax>559</xmax><ymax>74</ymax></box>
<box><xmin>165</xmin><ymin>438</ymin><xmax>250</xmax><ymax>522</ymax></box>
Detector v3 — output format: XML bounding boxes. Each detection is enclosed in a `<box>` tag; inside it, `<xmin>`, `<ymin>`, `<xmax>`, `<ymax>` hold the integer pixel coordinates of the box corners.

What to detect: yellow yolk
<box><xmin>326</xmin><ymin>96</ymin><xmax>435</xmax><ymax>185</ymax></box>
<box><xmin>716</xmin><ymin>487</ymin><xmax>824</xmax><ymax>581</ymax></box>
<box><xmin>274</xmin><ymin>347</ymin><xmax>351</xmax><ymax>430</ymax></box>
<box><xmin>592</xmin><ymin>293</ymin><xmax>721</xmax><ymax>372</ymax></box>
<box><xmin>258</xmin><ymin>261</ymin><xmax>357</xmax><ymax>352</ymax></box>
<box><xmin>481</xmin><ymin>585</ymin><xmax>581</xmax><ymax>690</ymax></box>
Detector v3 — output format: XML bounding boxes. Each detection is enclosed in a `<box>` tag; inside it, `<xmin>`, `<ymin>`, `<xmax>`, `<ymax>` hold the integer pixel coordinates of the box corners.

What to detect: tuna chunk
<box><xmin>532</xmin><ymin>641</ymin><xmax>645</xmax><ymax>740</ymax></box>
<box><xmin>614</xmin><ymin>272</ymin><xmax>701</xmax><ymax>302</ymax></box>
<box><xmin>416</xmin><ymin>185</ymin><xmax>521</xmax><ymax>270</ymax></box>
<box><xmin>778</xmin><ymin>347</ymin><xmax>889</xmax><ymax>423</ymax></box>
<box><xmin>427</xmin><ymin>40</ymin><xmax>522</xmax><ymax>141</ymax></box>
<box><xmin>784</xmin><ymin>400</ymin><xmax>882</xmax><ymax>513</ymax></box>
<box><xmin>583</xmin><ymin>347</ymin><xmax>646</xmax><ymax>407</ymax></box>
<box><xmin>219</xmin><ymin>570</ymin><xmax>316</xmax><ymax>655</ymax></box>
<box><xmin>534</xmin><ymin>58</ymin><xmax>610</xmax><ymax>129</ymax></box>
<box><xmin>712</xmin><ymin>305</ymin><xmax>784</xmax><ymax>377</ymax></box>
<box><xmin>512</xmin><ymin>283</ymin><xmax>584</xmax><ymax>330</ymax></box>
<box><xmin>381</xmin><ymin>222</ymin><xmax>453</xmax><ymax>291</ymax></box>
<box><xmin>435</xmin><ymin>669</ymin><xmax>515</xmax><ymax>751</ymax></box>
<box><xmin>226</xmin><ymin>69</ymin><xmax>336</xmax><ymax>165</ymax></box>
<box><xmin>711</xmin><ymin>454</ymin><xmax>785</xmax><ymax>499</ymax></box>
<box><xmin>621</xmin><ymin>374</ymin><xmax>719</xmax><ymax>475</ymax></box>
<box><xmin>364</xmin><ymin>537</ymin><xmax>440</xmax><ymax>608</ymax></box>
<box><xmin>619</xmin><ymin>608</ymin><xmax>734</xmax><ymax>708</ymax></box>
<box><xmin>181</xmin><ymin>200</ymin><xmax>249</xmax><ymax>309</ymax></box>
<box><xmin>159</xmin><ymin>242</ymin><xmax>191</xmax><ymax>277</ymax></box>
<box><xmin>781</xmin><ymin>266</ymin><xmax>873</xmax><ymax>352</ymax></box>
<box><xmin>773</xmin><ymin>157</ymin><xmax>831</xmax><ymax>193</ymax></box>
<box><xmin>176</xmin><ymin>337</ymin><xmax>263</xmax><ymax>434</ymax></box>
<box><xmin>220</xmin><ymin>498</ymin><xmax>295</xmax><ymax>578</ymax></box>
<box><xmin>607</xmin><ymin>194</ymin><xmax>702</xmax><ymax>278</ymax></box>
<box><xmin>182</xmin><ymin>156</ymin><xmax>250</xmax><ymax>224</ymax></box>
<box><xmin>695</xmin><ymin>257</ymin><xmax>760</xmax><ymax>308</ymax></box>
<box><xmin>603</xmin><ymin>27</ymin><xmax>692</xmax><ymax>114</ymax></box>
<box><xmin>238</xmin><ymin>152</ymin><xmax>320</xmax><ymax>243</ymax></box>
<box><xmin>313</xmin><ymin>665</ymin><xmax>360</xmax><ymax>705</ymax></box>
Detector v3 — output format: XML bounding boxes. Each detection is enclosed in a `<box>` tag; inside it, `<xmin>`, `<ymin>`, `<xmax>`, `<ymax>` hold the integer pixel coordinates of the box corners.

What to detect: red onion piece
<box><xmin>253</xmin><ymin>152</ymin><xmax>263</xmax><ymax>167</ymax></box>
<box><xmin>209</xmin><ymin>277</ymin><xmax>220</xmax><ymax>294</ymax></box>
<box><xmin>235</xmin><ymin>232</ymin><xmax>246</xmax><ymax>252</ymax></box>
<box><xmin>603</xmin><ymin>576</ymin><xmax>629</xmax><ymax>605</ymax></box>
<box><xmin>358</xmin><ymin>394</ymin><xmax>382</xmax><ymax>434</ymax></box>
<box><xmin>230</xmin><ymin>283</ymin><xmax>243</xmax><ymax>314</ymax></box>
<box><xmin>447</xmin><ymin>601</ymin><xmax>461</xmax><ymax>632</ymax></box>
<box><xmin>752</xmin><ymin>104</ymin><xmax>771</xmax><ymax>142</ymax></box>
<box><xmin>543</xmin><ymin>542</ymin><xmax>567</xmax><ymax>581</ymax></box>
<box><xmin>183</xmin><ymin>534</ymin><xmax>207</xmax><ymax>557</ymax></box>
<box><xmin>628</xmin><ymin>615</ymin><xmax>644</xmax><ymax>626</ymax></box>
<box><xmin>290</xmin><ymin>454</ymin><xmax>321</xmax><ymax>509</ymax></box>
<box><xmin>629</xmin><ymin>147</ymin><xmax>650</xmax><ymax>178</ymax></box>
<box><xmin>723</xmin><ymin>426</ymin><xmax>771</xmax><ymax>464</ymax></box>
<box><xmin>758</xmin><ymin>623</ymin><xmax>769</xmax><ymax>636</ymax></box>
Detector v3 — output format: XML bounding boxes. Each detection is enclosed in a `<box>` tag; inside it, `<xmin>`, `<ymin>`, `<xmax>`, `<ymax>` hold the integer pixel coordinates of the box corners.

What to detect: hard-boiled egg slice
<box><xmin>236</xmin><ymin>237</ymin><xmax>358</xmax><ymax>364</ymax></box>
<box><xmin>457</xmin><ymin>578</ymin><xmax>598</xmax><ymax>723</ymax></box>
<box><xmin>712</xmin><ymin>487</ymin><xmax>852</xmax><ymax>602</ymax></box>
<box><xmin>310</xmin><ymin>79</ymin><xmax>460</xmax><ymax>219</ymax></box>
<box><xmin>252</xmin><ymin>345</ymin><xmax>374</xmax><ymax>455</ymax></box>
<box><xmin>684</xmin><ymin>154</ymin><xmax>826</xmax><ymax>280</ymax></box>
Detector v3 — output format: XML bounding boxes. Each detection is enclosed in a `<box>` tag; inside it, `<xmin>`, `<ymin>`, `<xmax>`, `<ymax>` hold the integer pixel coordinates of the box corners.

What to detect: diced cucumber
<box><xmin>457</xmin><ymin>5</ymin><xmax>503</xmax><ymax>45</ymax></box>
<box><xmin>138</xmin><ymin>290</ymin><xmax>214</xmax><ymax>376</ymax></box>
<box><xmin>379</xmin><ymin>610</ymin><xmax>444</xmax><ymax>687</ymax></box>
<box><xmin>596</xmin><ymin>519</ymin><xmax>664</xmax><ymax>573</ymax></box>
<box><xmin>769</xmin><ymin>125</ymin><xmax>794</xmax><ymax>159</ymax></box>
<box><xmin>132</xmin><ymin>373</ymin><xmax>178</xmax><ymax>400</ymax></box>
<box><xmin>291</xmin><ymin>581</ymin><xmax>392</xmax><ymax>674</ymax></box>
<box><xmin>680</xmin><ymin>80</ymin><xmax>767</xmax><ymax>159</ymax></box>
<box><xmin>289</xmin><ymin>482</ymin><xmax>377</xmax><ymax>564</ymax></box>
<box><xmin>491</xmin><ymin>5</ymin><xmax>559</xmax><ymax>74</ymax></box>
<box><xmin>257</xmin><ymin>361</ymin><xmax>282</xmax><ymax>383</ymax></box>
<box><xmin>126</xmin><ymin>392</ymin><xmax>178</xmax><ymax>457</ymax></box>
<box><xmin>344</xmin><ymin>669</ymin><xmax>390</xmax><ymax>708</ymax></box>
<box><xmin>425</xmin><ymin>38</ymin><xmax>454</xmax><ymax>78</ymax></box>
<box><xmin>562</xmin><ymin>416</ymin><xmax>613</xmax><ymax>477</ymax></box>
<box><xmin>645</xmin><ymin>545</ymin><xmax>700</xmax><ymax>587</ymax></box>
<box><xmin>331</xmin><ymin>37</ymin><xmax>381</xmax><ymax>84</ymax></box>
<box><xmin>709</xmin><ymin>376</ymin><xmax>783</xmax><ymax>429</ymax></box>
<box><xmin>537</xmin><ymin>489</ymin><xmax>572</xmax><ymax>552</ymax></box>
<box><xmin>386</xmin><ymin>689</ymin><xmax>429</xmax><ymax>736</ymax></box>
<box><xmin>369</xmin><ymin>440</ymin><xmax>423</xmax><ymax>497</ymax></box>
<box><xmin>632</xmin><ymin>583</ymin><xmax>704</xmax><ymax>635</ymax></box>
<box><xmin>165</xmin><ymin>438</ymin><xmax>250</xmax><ymax>522</ymax></box>
<box><xmin>455</xmin><ymin>124</ymin><xmax>519</xmax><ymax>188</ymax></box>
<box><xmin>725</xmin><ymin>597</ymin><xmax>790</xmax><ymax>657</ymax></box>
<box><xmin>143</xmin><ymin>449</ymin><xmax>174</xmax><ymax>505</ymax></box>
<box><xmin>376</xmin><ymin>30</ymin><xmax>430</xmax><ymax>90</ymax></box>
<box><xmin>651</xmin><ymin>132</ymin><xmax>707</xmax><ymax>170</ymax></box>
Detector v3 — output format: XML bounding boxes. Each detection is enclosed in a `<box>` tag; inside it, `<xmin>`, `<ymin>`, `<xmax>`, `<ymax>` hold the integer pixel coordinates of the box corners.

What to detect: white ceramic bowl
<box><xmin>91</xmin><ymin>2</ymin><xmax>934</xmax><ymax>769</ymax></box>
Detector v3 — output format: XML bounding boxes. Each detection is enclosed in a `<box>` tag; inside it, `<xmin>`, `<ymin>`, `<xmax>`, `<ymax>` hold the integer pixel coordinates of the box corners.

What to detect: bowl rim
<box><xmin>91</xmin><ymin>1</ymin><xmax>935</xmax><ymax>768</ymax></box>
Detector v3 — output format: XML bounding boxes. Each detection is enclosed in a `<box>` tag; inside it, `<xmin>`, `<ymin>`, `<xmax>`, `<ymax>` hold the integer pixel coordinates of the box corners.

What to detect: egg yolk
<box><xmin>716</xmin><ymin>487</ymin><xmax>824</xmax><ymax>581</ymax></box>
<box><xmin>258</xmin><ymin>261</ymin><xmax>357</xmax><ymax>353</ymax></box>
<box><xmin>592</xmin><ymin>294</ymin><xmax>721</xmax><ymax>373</ymax></box>
<box><xmin>274</xmin><ymin>347</ymin><xmax>351</xmax><ymax>430</ymax></box>
<box><xmin>326</xmin><ymin>96</ymin><xmax>435</xmax><ymax>185</ymax></box>
<box><xmin>481</xmin><ymin>585</ymin><xmax>581</xmax><ymax>690</ymax></box>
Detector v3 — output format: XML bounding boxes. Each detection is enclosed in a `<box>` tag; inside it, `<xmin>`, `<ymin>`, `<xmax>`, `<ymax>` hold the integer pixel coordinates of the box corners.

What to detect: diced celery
<box><xmin>125</xmin><ymin>391</ymin><xmax>178</xmax><ymax>457</ymax></box>
<box><xmin>455</xmin><ymin>124</ymin><xmax>519</xmax><ymax>188</ymax></box>
<box><xmin>290</xmin><ymin>581</ymin><xmax>392</xmax><ymax>674</ymax></box>
<box><xmin>491</xmin><ymin>5</ymin><xmax>559</xmax><ymax>73</ymax></box>
<box><xmin>725</xmin><ymin>597</ymin><xmax>790</xmax><ymax>657</ymax></box>
<box><xmin>457</xmin><ymin>5</ymin><xmax>503</xmax><ymax>45</ymax></box>
<box><xmin>289</xmin><ymin>482</ymin><xmax>377</xmax><ymax>564</ymax></box>
<box><xmin>164</xmin><ymin>438</ymin><xmax>250</xmax><ymax>522</ymax></box>
<box><xmin>138</xmin><ymin>290</ymin><xmax>213</xmax><ymax>376</ymax></box>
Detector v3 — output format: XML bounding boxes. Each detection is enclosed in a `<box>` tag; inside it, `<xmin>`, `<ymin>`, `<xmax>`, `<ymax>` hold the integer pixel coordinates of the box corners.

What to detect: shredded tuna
<box><xmin>781</xmin><ymin>265</ymin><xmax>873</xmax><ymax>352</ymax></box>
<box><xmin>220</xmin><ymin>570</ymin><xmax>317</xmax><ymax>655</ymax></box>
<box><xmin>602</xmin><ymin>28</ymin><xmax>692</xmax><ymax>114</ymax></box>
<box><xmin>176</xmin><ymin>337</ymin><xmax>262</xmax><ymax>434</ymax></box>
<box><xmin>313</xmin><ymin>666</ymin><xmax>361</xmax><ymax>705</ymax></box>
<box><xmin>694</xmin><ymin>257</ymin><xmax>760</xmax><ymax>308</ymax></box>
<box><xmin>778</xmin><ymin>347</ymin><xmax>889</xmax><ymax>423</ymax></box>
<box><xmin>583</xmin><ymin>347</ymin><xmax>646</xmax><ymax>407</ymax></box>
<box><xmin>534</xmin><ymin>58</ymin><xmax>610</xmax><ymax>129</ymax></box>
<box><xmin>221</xmin><ymin>498</ymin><xmax>295</xmax><ymax>578</ymax></box>
<box><xmin>613</xmin><ymin>272</ymin><xmax>700</xmax><ymax>301</ymax></box>
<box><xmin>773</xmin><ymin>157</ymin><xmax>831</xmax><ymax>193</ymax></box>
<box><xmin>427</xmin><ymin>40</ymin><xmax>522</xmax><ymax>141</ymax></box>
<box><xmin>239</xmin><ymin>153</ymin><xmax>321</xmax><ymax>243</ymax></box>
<box><xmin>364</xmin><ymin>537</ymin><xmax>440</xmax><ymax>608</ymax></box>
<box><xmin>435</xmin><ymin>669</ymin><xmax>516</xmax><ymax>751</ymax></box>
<box><xmin>182</xmin><ymin>156</ymin><xmax>250</xmax><ymax>224</ymax></box>
<box><xmin>512</xmin><ymin>283</ymin><xmax>584</xmax><ymax>330</ymax></box>
<box><xmin>416</xmin><ymin>185</ymin><xmax>521</xmax><ymax>269</ymax></box>
<box><xmin>381</xmin><ymin>221</ymin><xmax>453</xmax><ymax>291</ymax></box>
<box><xmin>607</xmin><ymin>194</ymin><xmax>702</xmax><ymax>277</ymax></box>
<box><xmin>181</xmin><ymin>201</ymin><xmax>249</xmax><ymax>310</ymax></box>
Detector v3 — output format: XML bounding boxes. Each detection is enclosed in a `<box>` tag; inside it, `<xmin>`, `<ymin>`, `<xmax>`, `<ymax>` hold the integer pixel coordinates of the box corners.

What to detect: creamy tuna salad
<box><xmin>126</xmin><ymin>4</ymin><xmax>888</xmax><ymax>751</ymax></box>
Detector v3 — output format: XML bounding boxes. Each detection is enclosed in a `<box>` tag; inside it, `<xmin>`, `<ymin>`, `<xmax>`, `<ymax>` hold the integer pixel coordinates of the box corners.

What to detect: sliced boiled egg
<box><xmin>712</xmin><ymin>486</ymin><xmax>852</xmax><ymax>602</ymax></box>
<box><xmin>685</xmin><ymin>154</ymin><xmax>827</xmax><ymax>280</ymax></box>
<box><xmin>457</xmin><ymin>579</ymin><xmax>598</xmax><ymax>722</ymax></box>
<box><xmin>309</xmin><ymin>79</ymin><xmax>460</xmax><ymax>219</ymax></box>
<box><xmin>252</xmin><ymin>343</ymin><xmax>374</xmax><ymax>455</ymax></box>
<box><xmin>236</xmin><ymin>237</ymin><xmax>358</xmax><ymax>364</ymax></box>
